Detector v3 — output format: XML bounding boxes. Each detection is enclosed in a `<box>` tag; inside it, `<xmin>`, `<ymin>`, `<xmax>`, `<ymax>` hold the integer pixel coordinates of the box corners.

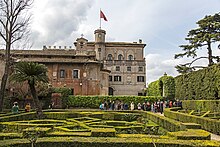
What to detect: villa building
<box><xmin>0</xmin><ymin>29</ymin><xmax>146</xmax><ymax>96</ymax></box>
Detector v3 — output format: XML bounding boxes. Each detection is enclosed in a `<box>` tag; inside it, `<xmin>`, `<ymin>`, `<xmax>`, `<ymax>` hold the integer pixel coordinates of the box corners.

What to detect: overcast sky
<box><xmin>30</xmin><ymin>0</ymin><xmax>220</xmax><ymax>84</ymax></box>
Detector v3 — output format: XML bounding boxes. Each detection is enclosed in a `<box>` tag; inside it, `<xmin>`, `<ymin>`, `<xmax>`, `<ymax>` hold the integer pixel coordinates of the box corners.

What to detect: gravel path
<box><xmin>211</xmin><ymin>133</ymin><xmax>220</xmax><ymax>141</ymax></box>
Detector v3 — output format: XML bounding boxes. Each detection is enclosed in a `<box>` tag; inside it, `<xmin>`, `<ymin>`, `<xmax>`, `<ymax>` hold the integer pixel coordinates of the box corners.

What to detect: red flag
<box><xmin>100</xmin><ymin>10</ymin><xmax>108</xmax><ymax>21</ymax></box>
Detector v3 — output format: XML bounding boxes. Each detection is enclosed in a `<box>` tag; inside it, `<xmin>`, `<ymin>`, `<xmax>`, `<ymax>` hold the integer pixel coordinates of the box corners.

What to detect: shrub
<box><xmin>167</xmin><ymin>129</ymin><xmax>211</xmax><ymax>140</ymax></box>
<box><xmin>164</xmin><ymin>108</ymin><xmax>220</xmax><ymax>135</ymax></box>
<box><xmin>91</xmin><ymin>128</ymin><xmax>116</xmax><ymax>137</ymax></box>
<box><xmin>0</xmin><ymin>137</ymin><xmax>220</xmax><ymax>147</ymax></box>
<box><xmin>52</xmin><ymin>88</ymin><xmax>72</xmax><ymax>108</ymax></box>
<box><xmin>175</xmin><ymin>64</ymin><xmax>220</xmax><ymax>100</ymax></box>
<box><xmin>0</xmin><ymin>133</ymin><xmax>22</xmax><ymax>140</ymax></box>
<box><xmin>182</xmin><ymin>100</ymin><xmax>220</xmax><ymax>112</ymax></box>
<box><xmin>147</xmin><ymin>75</ymin><xmax>175</xmax><ymax>100</ymax></box>
<box><xmin>141</xmin><ymin>111</ymin><xmax>186</xmax><ymax>132</ymax></box>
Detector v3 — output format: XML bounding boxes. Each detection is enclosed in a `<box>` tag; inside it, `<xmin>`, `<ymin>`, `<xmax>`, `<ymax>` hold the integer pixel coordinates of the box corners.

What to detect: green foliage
<box><xmin>142</xmin><ymin>111</ymin><xmax>186</xmax><ymax>132</ymax></box>
<box><xmin>175</xmin><ymin>64</ymin><xmax>220</xmax><ymax>100</ymax></box>
<box><xmin>0</xmin><ymin>110</ymin><xmax>220</xmax><ymax>146</ymax></box>
<box><xmin>1</xmin><ymin>136</ymin><xmax>220</xmax><ymax>147</ymax></box>
<box><xmin>175</xmin><ymin>12</ymin><xmax>220</xmax><ymax>71</ymax></box>
<box><xmin>0</xmin><ymin>133</ymin><xmax>22</xmax><ymax>140</ymax></box>
<box><xmin>147</xmin><ymin>81</ymin><xmax>161</xmax><ymax>96</ymax></box>
<box><xmin>52</xmin><ymin>88</ymin><xmax>72</xmax><ymax>108</ymax></box>
<box><xmin>175</xmin><ymin>65</ymin><xmax>194</xmax><ymax>74</ymax></box>
<box><xmin>10</xmin><ymin>62</ymin><xmax>48</xmax><ymax>84</ymax></box>
<box><xmin>147</xmin><ymin>75</ymin><xmax>175</xmax><ymax>99</ymax></box>
<box><xmin>10</xmin><ymin>61</ymin><xmax>49</xmax><ymax>116</ymax></box>
<box><xmin>159</xmin><ymin>75</ymin><xmax>175</xmax><ymax>99</ymax></box>
<box><xmin>0</xmin><ymin>112</ymin><xmax>37</xmax><ymax>122</ymax></box>
<box><xmin>164</xmin><ymin>108</ymin><xmax>220</xmax><ymax>135</ymax></box>
<box><xmin>91</xmin><ymin>128</ymin><xmax>116</xmax><ymax>137</ymax></box>
<box><xmin>182</xmin><ymin>100</ymin><xmax>220</xmax><ymax>113</ymax></box>
<box><xmin>168</xmin><ymin>129</ymin><xmax>211</xmax><ymax>140</ymax></box>
<box><xmin>122</xmin><ymin>113</ymin><xmax>138</xmax><ymax>122</ymax></box>
<box><xmin>67</xmin><ymin>96</ymin><xmax>161</xmax><ymax>109</ymax></box>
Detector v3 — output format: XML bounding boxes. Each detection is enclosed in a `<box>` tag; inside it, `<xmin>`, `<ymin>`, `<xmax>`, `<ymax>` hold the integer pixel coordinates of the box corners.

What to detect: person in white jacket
<box><xmin>130</xmin><ymin>102</ymin><xmax>135</xmax><ymax>110</ymax></box>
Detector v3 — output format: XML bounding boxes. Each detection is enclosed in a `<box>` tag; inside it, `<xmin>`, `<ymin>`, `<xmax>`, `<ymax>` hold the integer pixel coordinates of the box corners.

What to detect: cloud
<box><xmin>30</xmin><ymin>0</ymin><xmax>94</xmax><ymax>48</ymax></box>
<box><xmin>146</xmin><ymin>53</ymin><xmax>192</xmax><ymax>83</ymax></box>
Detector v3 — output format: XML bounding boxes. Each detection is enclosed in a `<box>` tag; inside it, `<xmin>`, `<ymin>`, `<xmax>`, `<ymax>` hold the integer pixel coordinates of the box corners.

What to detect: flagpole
<box><xmin>99</xmin><ymin>8</ymin><xmax>101</xmax><ymax>29</ymax></box>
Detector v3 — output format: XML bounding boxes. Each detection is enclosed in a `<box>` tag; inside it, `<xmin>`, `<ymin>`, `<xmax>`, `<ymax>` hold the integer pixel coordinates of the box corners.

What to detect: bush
<box><xmin>52</xmin><ymin>88</ymin><xmax>72</xmax><ymax>108</ymax></box>
<box><xmin>182</xmin><ymin>100</ymin><xmax>220</xmax><ymax>112</ymax></box>
<box><xmin>147</xmin><ymin>75</ymin><xmax>175</xmax><ymax>100</ymax></box>
<box><xmin>91</xmin><ymin>128</ymin><xmax>116</xmax><ymax>137</ymax></box>
<box><xmin>0</xmin><ymin>112</ymin><xmax>37</xmax><ymax>122</ymax></box>
<box><xmin>164</xmin><ymin>108</ymin><xmax>220</xmax><ymax>135</ymax></box>
<box><xmin>175</xmin><ymin>64</ymin><xmax>220</xmax><ymax>100</ymax></box>
<box><xmin>0</xmin><ymin>137</ymin><xmax>220</xmax><ymax>147</ymax></box>
<box><xmin>141</xmin><ymin>111</ymin><xmax>186</xmax><ymax>132</ymax></box>
<box><xmin>0</xmin><ymin>133</ymin><xmax>22</xmax><ymax>140</ymax></box>
<box><xmin>167</xmin><ymin>129</ymin><xmax>211</xmax><ymax>140</ymax></box>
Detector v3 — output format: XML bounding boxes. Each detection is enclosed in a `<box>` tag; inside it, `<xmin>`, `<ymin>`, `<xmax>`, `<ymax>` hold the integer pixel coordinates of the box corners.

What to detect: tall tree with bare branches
<box><xmin>0</xmin><ymin>0</ymin><xmax>33</xmax><ymax>111</ymax></box>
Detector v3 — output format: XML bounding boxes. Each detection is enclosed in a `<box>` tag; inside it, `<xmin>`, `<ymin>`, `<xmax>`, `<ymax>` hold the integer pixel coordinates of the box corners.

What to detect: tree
<box><xmin>175</xmin><ymin>12</ymin><xmax>220</xmax><ymax>73</ymax></box>
<box><xmin>0</xmin><ymin>0</ymin><xmax>33</xmax><ymax>111</ymax></box>
<box><xmin>10</xmin><ymin>61</ymin><xmax>48</xmax><ymax>117</ymax></box>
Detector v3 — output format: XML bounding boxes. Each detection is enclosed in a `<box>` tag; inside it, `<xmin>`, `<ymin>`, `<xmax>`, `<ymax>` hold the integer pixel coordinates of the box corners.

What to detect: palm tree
<box><xmin>10</xmin><ymin>61</ymin><xmax>48</xmax><ymax>117</ymax></box>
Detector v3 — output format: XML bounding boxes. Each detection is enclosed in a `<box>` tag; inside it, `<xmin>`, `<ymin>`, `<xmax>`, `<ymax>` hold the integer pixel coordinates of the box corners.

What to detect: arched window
<box><xmin>118</xmin><ymin>54</ymin><xmax>123</xmax><ymax>60</ymax></box>
<box><xmin>128</xmin><ymin>55</ymin><xmax>133</xmax><ymax>60</ymax></box>
<box><xmin>107</xmin><ymin>54</ymin><xmax>113</xmax><ymax>61</ymax></box>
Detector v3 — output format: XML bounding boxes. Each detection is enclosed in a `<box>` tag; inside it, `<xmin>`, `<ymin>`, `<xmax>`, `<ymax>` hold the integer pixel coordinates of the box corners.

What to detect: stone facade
<box><xmin>0</xmin><ymin>29</ymin><xmax>146</xmax><ymax>96</ymax></box>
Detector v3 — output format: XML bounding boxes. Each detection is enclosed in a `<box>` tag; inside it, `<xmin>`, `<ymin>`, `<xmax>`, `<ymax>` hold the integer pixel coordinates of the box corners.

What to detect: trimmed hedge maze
<box><xmin>0</xmin><ymin>110</ymin><xmax>220</xmax><ymax>147</ymax></box>
<box><xmin>164</xmin><ymin>107</ymin><xmax>220</xmax><ymax>135</ymax></box>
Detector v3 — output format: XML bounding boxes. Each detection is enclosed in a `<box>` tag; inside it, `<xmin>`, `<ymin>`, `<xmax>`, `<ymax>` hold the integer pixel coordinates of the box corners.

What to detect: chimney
<box><xmin>43</xmin><ymin>45</ymin><xmax>47</xmax><ymax>50</ymax></box>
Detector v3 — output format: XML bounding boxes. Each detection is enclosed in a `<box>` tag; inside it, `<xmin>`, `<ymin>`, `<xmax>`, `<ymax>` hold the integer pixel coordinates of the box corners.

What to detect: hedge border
<box><xmin>164</xmin><ymin>108</ymin><xmax>220</xmax><ymax>135</ymax></box>
<box><xmin>0</xmin><ymin>137</ymin><xmax>220</xmax><ymax>147</ymax></box>
<box><xmin>182</xmin><ymin>100</ymin><xmax>220</xmax><ymax>112</ymax></box>
<box><xmin>141</xmin><ymin>111</ymin><xmax>186</xmax><ymax>132</ymax></box>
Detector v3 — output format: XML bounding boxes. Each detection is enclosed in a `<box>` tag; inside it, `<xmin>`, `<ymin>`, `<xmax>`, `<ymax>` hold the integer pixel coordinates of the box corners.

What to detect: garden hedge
<box><xmin>0</xmin><ymin>112</ymin><xmax>37</xmax><ymax>122</ymax></box>
<box><xmin>182</xmin><ymin>100</ymin><xmax>220</xmax><ymax>112</ymax></box>
<box><xmin>52</xmin><ymin>88</ymin><xmax>72</xmax><ymax>108</ymax></box>
<box><xmin>167</xmin><ymin>129</ymin><xmax>211</xmax><ymax>140</ymax></box>
<box><xmin>175</xmin><ymin>64</ymin><xmax>220</xmax><ymax>100</ymax></box>
<box><xmin>0</xmin><ymin>137</ymin><xmax>220</xmax><ymax>147</ymax></box>
<box><xmin>141</xmin><ymin>111</ymin><xmax>186</xmax><ymax>132</ymax></box>
<box><xmin>147</xmin><ymin>75</ymin><xmax>175</xmax><ymax>99</ymax></box>
<box><xmin>164</xmin><ymin>108</ymin><xmax>220</xmax><ymax>135</ymax></box>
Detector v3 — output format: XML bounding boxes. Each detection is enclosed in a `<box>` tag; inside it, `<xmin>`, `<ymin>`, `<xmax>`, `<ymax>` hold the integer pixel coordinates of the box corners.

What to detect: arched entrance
<box><xmin>109</xmin><ymin>87</ymin><xmax>114</xmax><ymax>96</ymax></box>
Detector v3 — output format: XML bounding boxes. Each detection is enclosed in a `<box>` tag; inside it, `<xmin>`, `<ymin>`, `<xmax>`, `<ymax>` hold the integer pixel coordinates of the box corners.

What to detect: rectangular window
<box><xmin>116</xmin><ymin>66</ymin><xmax>120</xmax><ymax>71</ymax></box>
<box><xmin>138</xmin><ymin>66</ymin><xmax>143</xmax><ymax>72</ymax></box>
<box><xmin>60</xmin><ymin>69</ymin><xmax>65</xmax><ymax>78</ymax></box>
<box><xmin>109</xmin><ymin>76</ymin><xmax>112</xmax><ymax>81</ymax></box>
<box><xmin>137</xmin><ymin>76</ymin><xmax>145</xmax><ymax>82</ymax></box>
<box><xmin>73</xmin><ymin>69</ymin><xmax>80</xmax><ymax>79</ymax></box>
<box><xmin>127</xmin><ymin>66</ymin><xmax>131</xmax><ymax>71</ymax></box>
<box><xmin>114</xmin><ymin>76</ymin><xmax>121</xmax><ymax>82</ymax></box>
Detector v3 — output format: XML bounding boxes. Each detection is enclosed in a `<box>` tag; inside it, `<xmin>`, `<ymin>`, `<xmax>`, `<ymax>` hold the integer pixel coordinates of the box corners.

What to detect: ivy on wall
<box><xmin>175</xmin><ymin>64</ymin><xmax>220</xmax><ymax>100</ymax></box>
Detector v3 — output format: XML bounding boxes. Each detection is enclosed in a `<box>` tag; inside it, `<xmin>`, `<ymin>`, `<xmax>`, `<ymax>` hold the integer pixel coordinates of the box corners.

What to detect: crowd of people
<box><xmin>99</xmin><ymin>99</ymin><xmax>182</xmax><ymax>114</ymax></box>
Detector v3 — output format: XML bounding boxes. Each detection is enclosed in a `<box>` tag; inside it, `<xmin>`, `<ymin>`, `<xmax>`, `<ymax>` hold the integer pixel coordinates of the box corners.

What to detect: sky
<box><xmin>29</xmin><ymin>0</ymin><xmax>220</xmax><ymax>84</ymax></box>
